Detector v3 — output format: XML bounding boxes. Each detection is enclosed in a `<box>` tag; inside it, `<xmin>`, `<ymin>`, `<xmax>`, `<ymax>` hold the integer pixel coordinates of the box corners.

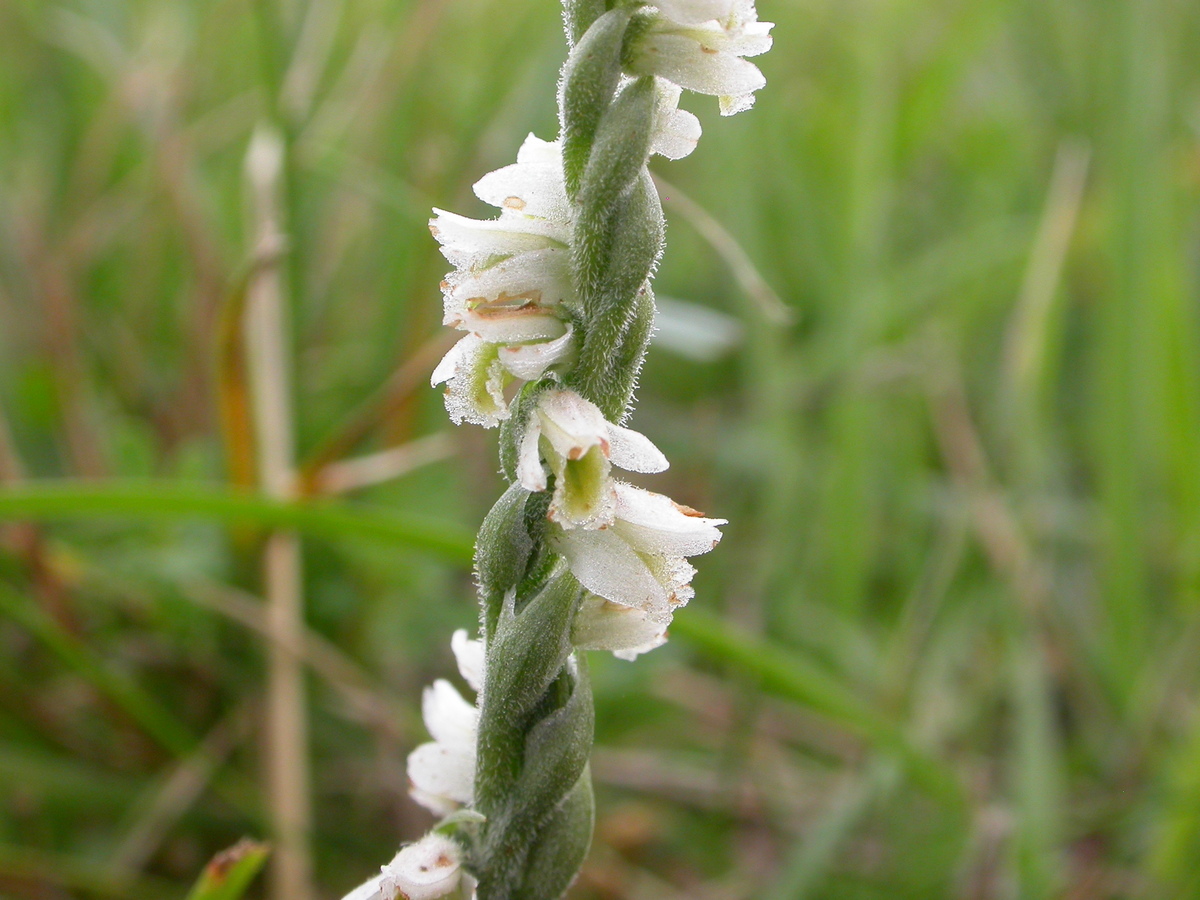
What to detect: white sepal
<box><xmin>407</xmin><ymin>640</ymin><xmax>480</xmax><ymax>815</ymax></box>
<box><xmin>608</xmin><ymin>423</ymin><xmax>669</xmax><ymax>474</ymax></box>
<box><xmin>423</xmin><ymin>679</ymin><xmax>476</xmax><ymax>748</ymax></box>
<box><xmin>553</xmin><ymin>525</ymin><xmax>673</xmax><ymax>618</ymax></box>
<box><xmin>429</xmin><ymin>208</ymin><xmax>566</xmax><ymax>269</ymax></box>
<box><xmin>612</xmin><ymin>481</ymin><xmax>725</xmax><ymax>557</ymax></box>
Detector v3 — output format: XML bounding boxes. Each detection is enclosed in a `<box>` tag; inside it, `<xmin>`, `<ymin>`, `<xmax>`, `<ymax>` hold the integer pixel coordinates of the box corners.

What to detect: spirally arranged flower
<box><xmin>627</xmin><ymin>0</ymin><xmax>774</xmax><ymax>115</ymax></box>
<box><xmin>553</xmin><ymin>477</ymin><xmax>725</xmax><ymax>659</ymax></box>
<box><xmin>407</xmin><ymin>630</ymin><xmax>483</xmax><ymax>816</ymax></box>
<box><xmin>516</xmin><ymin>389</ymin><xmax>668</xmax><ymax>529</ymax></box>
<box><xmin>430</xmin><ymin>136</ymin><xmax>574</xmax><ymax>427</ymax></box>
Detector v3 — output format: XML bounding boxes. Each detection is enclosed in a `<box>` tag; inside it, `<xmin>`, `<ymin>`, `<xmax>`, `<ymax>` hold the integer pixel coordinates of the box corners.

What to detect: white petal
<box><xmin>516</xmin><ymin>414</ymin><xmax>547</xmax><ymax>492</ymax></box>
<box><xmin>407</xmin><ymin>741</ymin><xmax>475</xmax><ymax>812</ymax></box>
<box><xmin>608</xmin><ymin>424</ymin><xmax>669</xmax><ymax>474</ymax></box>
<box><xmin>473</xmin><ymin>135</ymin><xmax>569</xmax><ymax>222</ymax></box>
<box><xmin>454</xmin><ymin>308</ymin><xmax>568</xmax><ymax>345</ymax></box>
<box><xmin>612</xmin><ymin>482</ymin><xmax>725</xmax><ymax>557</ymax></box>
<box><xmin>451</xmin><ymin>629</ymin><xmax>485</xmax><ymax>693</ymax></box>
<box><xmin>572</xmin><ymin>594</ymin><xmax>669</xmax><ymax>659</ymax></box>
<box><xmin>499</xmin><ymin>326</ymin><xmax>576</xmax><ymax>381</ymax></box>
<box><xmin>422</xmin><ymin>679</ymin><xmax>476</xmax><ymax>748</ymax></box>
<box><xmin>339</xmin><ymin>872</ymin><xmax>387</xmax><ymax>900</ymax></box>
<box><xmin>553</xmin><ymin>528</ymin><xmax>671</xmax><ymax>616</ymax></box>
<box><xmin>381</xmin><ymin>834</ymin><xmax>464</xmax><ymax>900</ymax></box>
<box><xmin>724</xmin><ymin>20</ymin><xmax>774</xmax><ymax>57</ymax></box>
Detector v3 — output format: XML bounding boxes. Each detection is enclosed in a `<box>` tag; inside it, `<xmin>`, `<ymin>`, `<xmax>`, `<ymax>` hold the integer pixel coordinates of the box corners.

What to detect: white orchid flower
<box><xmin>553</xmin><ymin>481</ymin><xmax>725</xmax><ymax>627</ymax></box>
<box><xmin>340</xmin><ymin>832</ymin><xmax>470</xmax><ymax>900</ymax></box>
<box><xmin>407</xmin><ymin>630</ymin><xmax>484</xmax><ymax>815</ymax></box>
<box><xmin>429</xmin><ymin>135</ymin><xmax>578</xmax><ymax>427</ymax></box>
<box><xmin>516</xmin><ymin>389</ymin><xmax>669</xmax><ymax>529</ymax></box>
<box><xmin>628</xmin><ymin>0</ymin><xmax>773</xmax><ymax>116</ymax></box>
<box><xmin>430</xmin><ymin>334</ymin><xmax>509</xmax><ymax>428</ymax></box>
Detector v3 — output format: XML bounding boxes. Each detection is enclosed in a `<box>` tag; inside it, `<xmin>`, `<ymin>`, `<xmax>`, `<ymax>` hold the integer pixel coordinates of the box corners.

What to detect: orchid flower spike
<box><xmin>390</xmin><ymin>0</ymin><xmax>773</xmax><ymax>891</ymax></box>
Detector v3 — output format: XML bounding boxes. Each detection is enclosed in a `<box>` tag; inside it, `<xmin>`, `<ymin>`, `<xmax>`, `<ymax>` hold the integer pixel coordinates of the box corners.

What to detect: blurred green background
<box><xmin>2</xmin><ymin>0</ymin><xmax>1200</xmax><ymax>897</ymax></box>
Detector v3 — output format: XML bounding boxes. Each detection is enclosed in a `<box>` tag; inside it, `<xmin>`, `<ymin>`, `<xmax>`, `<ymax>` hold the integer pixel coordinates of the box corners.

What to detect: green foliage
<box><xmin>185</xmin><ymin>841</ymin><xmax>269</xmax><ymax>900</ymax></box>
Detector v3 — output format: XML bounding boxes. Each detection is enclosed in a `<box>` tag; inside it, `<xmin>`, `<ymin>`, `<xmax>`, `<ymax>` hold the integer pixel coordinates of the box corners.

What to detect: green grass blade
<box><xmin>0</xmin><ymin>480</ymin><xmax>474</xmax><ymax>563</ymax></box>
<box><xmin>185</xmin><ymin>840</ymin><xmax>270</xmax><ymax>900</ymax></box>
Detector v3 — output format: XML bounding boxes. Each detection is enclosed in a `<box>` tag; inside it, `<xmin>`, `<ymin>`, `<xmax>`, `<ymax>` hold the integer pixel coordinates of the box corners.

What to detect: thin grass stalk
<box><xmin>244</xmin><ymin>125</ymin><xmax>313</xmax><ymax>900</ymax></box>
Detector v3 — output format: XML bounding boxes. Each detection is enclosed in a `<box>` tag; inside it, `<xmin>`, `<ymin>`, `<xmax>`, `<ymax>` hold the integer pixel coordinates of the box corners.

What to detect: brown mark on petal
<box><xmin>429</xmin><ymin>224</ymin><xmax>440</xmax><ymax>236</ymax></box>
<box><xmin>503</xmin><ymin>196</ymin><xmax>527</xmax><ymax>210</ymax></box>
<box><xmin>701</xmin><ymin>46</ymin><xmax>719</xmax><ymax>54</ymax></box>
<box><xmin>440</xmin><ymin>280</ymin><xmax>451</xmax><ymax>290</ymax></box>
<box><xmin>471</xmin><ymin>304</ymin><xmax>547</xmax><ymax>320</ymax></box>
<box><xmin>468</xmin><ymin>290</ymin><xmax>547</xmax><ymax>314</ymax></box>
<box><xmin>672</xmin><ymin>501</ymin><xmax>706</xmax><ymax>517</ymax></box>
<box><xmin>436</xmin><ymin>854</ymin><xmax>453</xmax><ymax>867</ymax></box>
